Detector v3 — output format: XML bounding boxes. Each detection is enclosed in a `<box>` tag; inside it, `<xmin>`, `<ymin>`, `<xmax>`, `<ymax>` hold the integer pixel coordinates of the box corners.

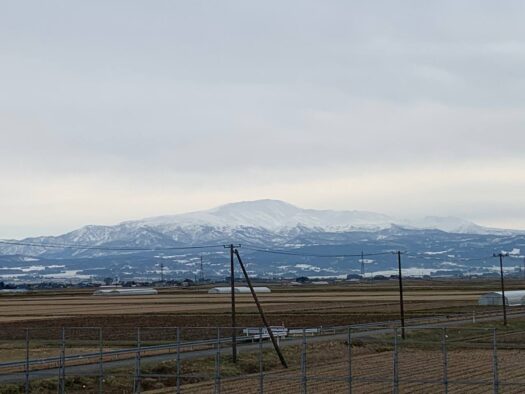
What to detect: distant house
<box><xmin>295</xmin><ymin>276</ymin><xmax>310</xmax><ymax>284</ymax></box>
<box><xmin>181</xmin><ymin>279</ymin><xmax>194</xmax><ymax>287</ymax></box>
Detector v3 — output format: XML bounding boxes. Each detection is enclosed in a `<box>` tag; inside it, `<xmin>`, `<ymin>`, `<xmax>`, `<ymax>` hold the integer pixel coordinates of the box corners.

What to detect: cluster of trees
<box><xmin>0</xmin><ymin>281</ymin><xmax>17</xmax><ymax>289</ymax></box>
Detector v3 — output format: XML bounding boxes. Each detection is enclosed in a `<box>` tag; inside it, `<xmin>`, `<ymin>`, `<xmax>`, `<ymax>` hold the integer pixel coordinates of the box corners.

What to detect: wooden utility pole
<box><xmin>200</xmin><ymin>255</ymin><xmax>205</xmax><ymax>282</ymax></box>
<box><xmin>234</xmin><ymin>249</ymin><xmax>288</xmax><ymax>368</ymax></box>
<box><xmin>229</xmin><ymin>244</ymin><xmax>237</xmax><ymax>362</ymax></box>
<box><xmin>494</xmin><ymin>253</ymin><xmax>508</xmax><ymax>326</ymax></box>
<box><xmin>396</xmin><ymin>251</ymin><xmax>406</xmax><ymax>339</ymax></box>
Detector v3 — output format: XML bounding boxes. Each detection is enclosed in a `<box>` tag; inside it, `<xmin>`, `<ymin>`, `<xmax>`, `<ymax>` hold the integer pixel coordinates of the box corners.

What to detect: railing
<box><xmin>1</xmin><ymin>311</ymin><xmax>525</xmax><ymax>393</ymax></box>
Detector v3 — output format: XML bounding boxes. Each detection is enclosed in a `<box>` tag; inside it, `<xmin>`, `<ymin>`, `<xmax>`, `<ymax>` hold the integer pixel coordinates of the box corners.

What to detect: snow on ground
<box><xmin>363</xmin><ymin>268</ymin><xmax>449</xmax><ymax>278</ymax></box>
<box><xmin>20</xmin><ymin>265</ymin><xmax>46</xmax><ymax>272</ymax></box>
<box><xmin>42</xmin><ymin>270</ymin><xmax>91</xmax><ymax>279</ymax></box>
<box><xmin>439</xmin><ymin>262</ymin><xmax>463</xmax><ymax>267</ymax></box>
<box><xmin>22</xmin><ymin>257</ymin><xmax>40</xmax><ymax>262</ymax></box>
<box><xmin>294</xmin><ymin>264</ymin><xmax>322</xmax><ymax>272</ymax></box>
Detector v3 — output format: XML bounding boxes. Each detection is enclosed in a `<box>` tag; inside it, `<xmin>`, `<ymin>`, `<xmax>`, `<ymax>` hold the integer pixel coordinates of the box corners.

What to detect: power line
<box><xmin>406</xmin><ymin>252</ymin><xmax>494</xmax><ymax>262</ymax></box>
<box><xmin>242</xmin><ymin>246</ymin><xmax>397</xmax><ymax>258</ymax></box>
<box><xmin>0</xmin><ymin>240</ymin><xmax>225</xmax><ymax>252</ymax></box>
<box><xmin>0</xmin><ymin>239</ymin><xmax>513</xmax><ymax>262</ymax></box>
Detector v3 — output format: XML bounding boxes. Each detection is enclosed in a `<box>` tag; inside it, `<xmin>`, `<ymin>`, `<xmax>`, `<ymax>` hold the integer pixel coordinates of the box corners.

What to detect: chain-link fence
<box><xmin>1</xmin><ymin>324</ymin><xmax>525</xmax><ymax>393</ymax></box>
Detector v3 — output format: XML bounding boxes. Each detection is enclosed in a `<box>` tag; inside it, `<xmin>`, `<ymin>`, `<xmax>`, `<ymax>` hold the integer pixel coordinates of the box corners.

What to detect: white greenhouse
<box><xmin>93</xmin><ymin>287</ymin><xmax>158</xmax><ymax>296</ymax></box>
<box><xmin>208</xmin><ymin>286</ymin><xmax>271</xmax><ymax>294</ymax></box>
<box><xmin>478</xmin><ymin>290</ymin><xmax>525</xmax><ymax>306</ymax></box>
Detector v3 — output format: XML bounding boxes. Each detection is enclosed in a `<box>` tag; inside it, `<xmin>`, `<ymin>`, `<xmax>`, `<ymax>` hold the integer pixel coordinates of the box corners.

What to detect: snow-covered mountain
<box><xmin>125</xmin><ymin>199</ymin><xmax>519</xmax><ymax>235</ymax></box>
<box><xmin>133</xmin><ymin>199</ymin><xmax>394</xmax><ymax>231</ymax></box>
<box><xmin>2</xmin><ymin>199</ymin><xmax>525</xmax><ymax>280</ymax></box>
<box><xmin>0</xmin><ymin>199</ymin><xmax>521</xmax><ymax>258</ymax></box>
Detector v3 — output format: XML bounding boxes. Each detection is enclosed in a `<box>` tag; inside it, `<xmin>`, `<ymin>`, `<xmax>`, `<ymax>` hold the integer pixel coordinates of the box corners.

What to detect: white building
<box><xmin>208</xmin><ymin>286</ymin><xmax>271</xmax><ymax>294</ymax></box>
<box><xmin>478</xmin><ymin>290</ymin><xmax>525</xmax><ymax>306</ymax></box>
<box><xmin>93</xmin><ymin>287</ymin><xmax>158</xmax><ymax>296</ymax></box>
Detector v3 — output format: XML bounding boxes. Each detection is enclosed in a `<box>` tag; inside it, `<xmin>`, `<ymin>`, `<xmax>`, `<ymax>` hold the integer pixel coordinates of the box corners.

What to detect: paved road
<box><xmin>0</xmin><ymin>310</ymin><xmax>522</xmax><ymax>384</ymax></box>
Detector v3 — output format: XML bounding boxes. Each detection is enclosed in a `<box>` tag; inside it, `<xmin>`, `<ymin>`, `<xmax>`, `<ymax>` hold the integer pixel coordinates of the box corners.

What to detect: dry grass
<box><xmin>0</xmin><ymin>282</ymin><xmax>492</xmax><ymax>324</ymax></box>
<box><xmin>146</xmin><ymin>343</ymin><xmax>525</xmax><ymax>394</ymax></box>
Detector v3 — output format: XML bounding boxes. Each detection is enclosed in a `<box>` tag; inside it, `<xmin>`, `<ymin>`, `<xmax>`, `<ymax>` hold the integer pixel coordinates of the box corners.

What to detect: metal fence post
<box><xmin>442</xmin><ymin>328</ymin><xmax>448</xmax><ymax>394</ymax></box>
<box><xmin>214</xmin><ymin>327</ymin><xmax>221</xmax><ymax>394</ymax></box>
<box><xmin>348</xmin><ymin>328</ymin><xmax>352</xmax><ymax>394</ymax></box>
<box><xmin>259</xmin><ymin>327</ymin><xmax>264</xmax><ymax>394</ymax></box>
<box><xmin>134</xmin><ymin>327</ymin><xmax>141</xmax><ymax>393</ymax></box>
<box><xmin>99</xmin><ymin>327</ymin><xmax>104</xmax><ymax>394</ymax></box>
<box><xmin>492</xmin><ymin>328</ymin><xmax>499</xmax><ymax>394</ymax></box>
<box><xmin>393</xmin><ymin>328</ymin><xmax>399</xmax><ymax>394</ymax></box>
<box><xmin>176</xmin><ymin>327</ymin><xmax>181</xmax><ymax>394</ymax></box>
<box><xmin>24</xmin><ymin>328</ymin><xmax>30</xmax><ymax>394</ymax></box>
<box><xmin>301</xmin><ymin>328</ymin><xmax>307</xmax><ymax>394</ymax></box>
<box><xmin>59</xmin><ymin>327</ymin><xmax>66</xmax><ymax>394</ymax></box>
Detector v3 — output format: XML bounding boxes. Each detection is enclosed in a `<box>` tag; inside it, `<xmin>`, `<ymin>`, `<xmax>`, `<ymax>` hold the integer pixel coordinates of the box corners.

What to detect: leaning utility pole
<box><xmin>225</xmin><ymin>244</ymin><xmax>241</xmax><ymax>363</ymax></box>
<box><xmin>396</xmin><ymin>251</ymin><xmax>406</xmax><ymax>339</ymax></box>
<box><xmin>234</xmin><ymin>249</ymin><xmax>288</xmax><ymax>368</ymax></box>
<box><xmin>494</xmin><ymin>252</ymin><xmax>509</xmax><ymax>326</ymax></box>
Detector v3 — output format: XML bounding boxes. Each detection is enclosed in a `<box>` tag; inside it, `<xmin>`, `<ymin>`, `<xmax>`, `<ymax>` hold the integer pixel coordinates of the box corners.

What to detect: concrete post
<box><xmin>176</xmin><ymin>327</ymin><xmax>181</xmax><ymax>394</ymax></box>
<box><xmin>393</xmin><ymin>328</ymin><xmax>399</xmax><ymax>394</ymax></box>
<box><xmin>348</xmin><ymin>327</ymin><xmax>352</xmax><ymax>394</ymax></box>
<box><xmin>24</xmin><ymin>328</ymin><xmax>30</xmax><ymax>394</ymax></box>
<box><xmin>493</xmin><ymin>329</ymin><xmax>499</xmax><ymax>394</ymax></box>
<box><xmin>99</xmin><ymin>328</ymin><xmax>104</xmax><ymax>394</ymax></box>
<box><xmin>214</xmin><ymin>327</ymin><xmax>221</xmax><ymax>394</ymax></box>
<box><xmin>259</xmin><ymin>327</ymin><xmax>264</xmax><ymax>394</ymax></box>
<box><xmin>59</xmin><ymin>327</ymin><xmax>66</xmax><ymax>394</ymax></box>
<box><xmin>442</xmin><ymin>328</ymin><xmax>448</xmax><ymax>394</ymax></box>
<box><xmin>134</xmin><ymin>327</ymin><xmax>141</xmax><ymax>393</ymax></box>
<box><xmin>301</xmin><ymin>328</ymin><xmax>307</xmax><ymax>394</ymax></box>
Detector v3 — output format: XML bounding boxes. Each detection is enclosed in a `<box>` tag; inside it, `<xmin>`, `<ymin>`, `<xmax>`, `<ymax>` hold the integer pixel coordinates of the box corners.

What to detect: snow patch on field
<box><xmin>294</xmin><ymin>264</ymin><xmax>322</xmax><ymax>272</ymax></box>
<box><xmin>423</xmin><ymin>250</ymin><xmax>450</xmax><ymax>255</ymax></box>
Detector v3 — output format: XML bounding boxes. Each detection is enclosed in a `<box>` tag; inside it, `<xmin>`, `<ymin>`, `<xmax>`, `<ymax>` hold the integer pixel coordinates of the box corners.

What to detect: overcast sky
<box><xmin>2</xmin><ymin>1</ymin><xmax>525</xmax><ymax>238</ymax></box>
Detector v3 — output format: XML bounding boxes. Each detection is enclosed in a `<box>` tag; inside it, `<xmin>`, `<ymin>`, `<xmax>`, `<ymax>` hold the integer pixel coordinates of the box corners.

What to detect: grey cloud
<box><xmin>1</xmin><ymin>0</ymin><xmax>525</xmax><ymax>235</ymax></box>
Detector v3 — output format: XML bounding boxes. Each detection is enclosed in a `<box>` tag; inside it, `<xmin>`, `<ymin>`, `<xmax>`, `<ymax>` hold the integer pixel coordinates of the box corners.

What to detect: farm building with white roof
<box><xmin>208</xmin><ymin>286</ymin><xmax>271</xmax><ymax>294</ymax></box>
<box><xmin>478</xmin><ymin>290</ymin><xmax>525</xmax><ymax>306</ymax></box>
<box><xmin>93</xmin><ymin>287</ymin><xmax>158</xmax><ymax>296</ymax></box>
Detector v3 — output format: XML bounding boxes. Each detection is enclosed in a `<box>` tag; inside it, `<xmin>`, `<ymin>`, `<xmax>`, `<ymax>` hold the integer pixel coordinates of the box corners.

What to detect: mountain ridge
<box><xmin>1</xmin><ymin>200</ymin><xmax>524</xmax><ymax>279</ymax></box>
<box><xmin>0</xmin><ymin>199</ymin><xmax>523</xmax><ymax>259</ymax></box>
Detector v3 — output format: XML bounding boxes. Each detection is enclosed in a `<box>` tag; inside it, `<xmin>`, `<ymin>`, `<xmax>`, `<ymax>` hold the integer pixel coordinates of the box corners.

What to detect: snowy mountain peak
<box><xmin>210</xmin><ymin>199</ymin><xmax>300</xmax><ymax>215</ymax></box>
<box><xmin>207</xmin><ymin>200</ymin><xmax>302</xmax><ymax>229</ymax></box>
<box><xmin>133</xmin><ymin>199</ymin><xmax>394</xmax><ymax>231</ymax></box>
